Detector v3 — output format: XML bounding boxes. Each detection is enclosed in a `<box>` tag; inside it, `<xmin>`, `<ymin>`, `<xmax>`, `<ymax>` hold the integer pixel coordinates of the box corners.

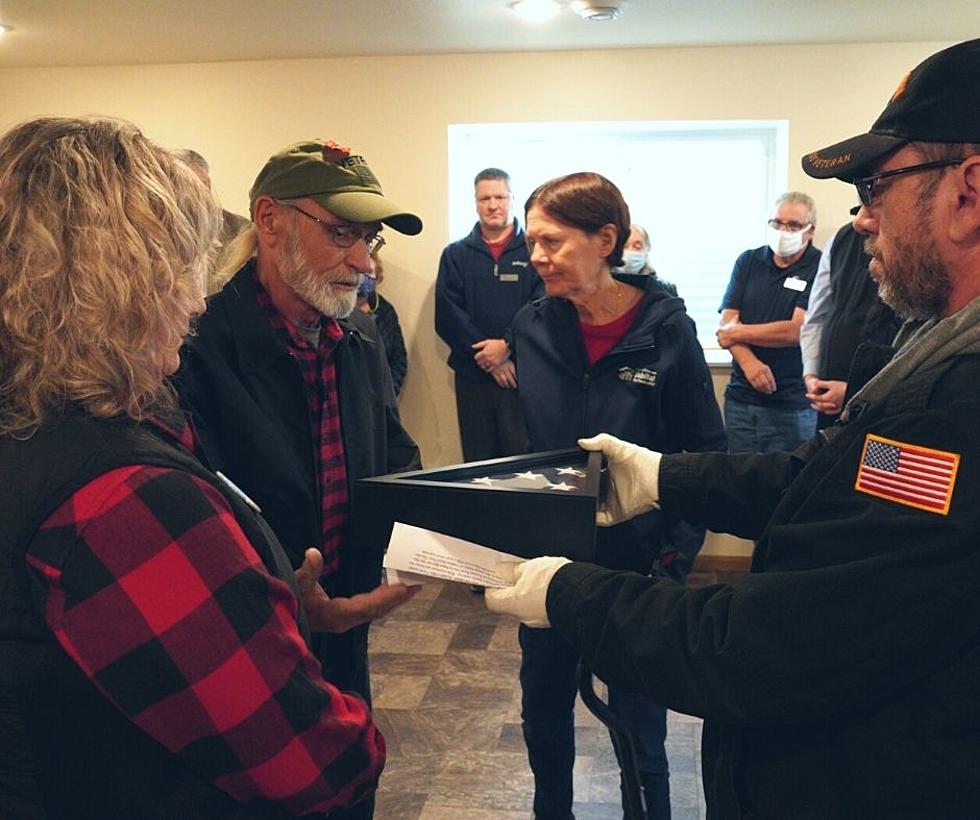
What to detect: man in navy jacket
<box><xmin>435</xmin><ymin>168</ymin><xmax>544</xmax><ymax>461</ymax></box>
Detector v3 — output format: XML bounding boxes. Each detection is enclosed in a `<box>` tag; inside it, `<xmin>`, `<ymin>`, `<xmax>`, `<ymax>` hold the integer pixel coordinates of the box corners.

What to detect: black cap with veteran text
<box><xmin>803</xmin><ymin>38</ymin><xmax>980</xmax><ymax>182</ymax></box>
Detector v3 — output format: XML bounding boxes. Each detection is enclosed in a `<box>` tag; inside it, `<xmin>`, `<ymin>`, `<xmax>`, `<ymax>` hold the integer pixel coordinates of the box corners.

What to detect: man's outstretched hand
<box><xmin>295</xmin><ymin>548</ymin><xmax>419</xmax><ymax>633</ymax></box>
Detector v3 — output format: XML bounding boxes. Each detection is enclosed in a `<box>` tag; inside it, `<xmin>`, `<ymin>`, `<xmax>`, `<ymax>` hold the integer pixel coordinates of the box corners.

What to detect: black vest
<box><xmin>0</xmin><ymin>412</ymin><xmax>307</xmax><ymax>819</ymax></box>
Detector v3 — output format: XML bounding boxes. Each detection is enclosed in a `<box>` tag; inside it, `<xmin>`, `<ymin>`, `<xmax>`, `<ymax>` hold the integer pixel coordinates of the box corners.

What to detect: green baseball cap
<box><xmin>249</xmin><ymin>139</ymin><xmax>423</xmax><ymax>235</ymax></box>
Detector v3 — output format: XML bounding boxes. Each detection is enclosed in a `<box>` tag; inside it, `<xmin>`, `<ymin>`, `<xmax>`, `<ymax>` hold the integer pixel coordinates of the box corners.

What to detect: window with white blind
<box><xmin>448</xmin><ymin>120</ymin><xmax>789</xmax><ymax>358</ymax></box>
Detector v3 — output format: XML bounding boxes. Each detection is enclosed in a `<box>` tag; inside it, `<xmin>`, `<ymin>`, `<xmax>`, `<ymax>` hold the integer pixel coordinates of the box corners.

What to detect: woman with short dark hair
<box><xmin>510</xmin><ymin>172</ymin><xmax>727</xmax><ymax>819</ymax></box>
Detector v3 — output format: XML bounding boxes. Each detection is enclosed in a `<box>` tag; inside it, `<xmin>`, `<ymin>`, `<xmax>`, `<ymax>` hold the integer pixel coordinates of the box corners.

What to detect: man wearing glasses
<box><xmin>486</xmin><ymin>38</ymin><xmax>980</xmax><ymax>817</ymax></box>
<box><xmin>716</xmin><ymin>191</ymin><xmax>821</xmax><ymax>454</ymax></box>
<box><xmin>177</xmin><ymin>139</ymin><xmax>422</xmax><ymax>820</ymax></box>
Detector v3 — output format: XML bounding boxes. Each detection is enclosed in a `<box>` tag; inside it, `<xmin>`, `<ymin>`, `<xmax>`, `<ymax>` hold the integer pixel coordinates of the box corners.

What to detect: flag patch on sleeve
<box><xmin>855</xmin><ymin>433</ymin><xmax>959</xmax><ymax>515</ymax></box>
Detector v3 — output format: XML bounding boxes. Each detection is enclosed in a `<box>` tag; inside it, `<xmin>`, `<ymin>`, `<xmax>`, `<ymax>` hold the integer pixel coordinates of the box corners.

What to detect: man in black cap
<box><xmin>485</xmin><ymin>39</ymin><xmax>980</xmax><ymax>818</ymax></box>
<box><xmin>177</xmin><ymin>140</ymin><xmax>424</xmax><ymax>820</ymax></box>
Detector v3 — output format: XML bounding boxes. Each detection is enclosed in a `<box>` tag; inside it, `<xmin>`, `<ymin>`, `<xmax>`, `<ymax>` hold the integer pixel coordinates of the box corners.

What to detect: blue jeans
<box><xmin>519</xmin><ymin>625</ymin><xmax>670</xmax><ymax>819</ymax></box>
<box><xmin>724</xmin><ymin>396</ymin><xmax>816</xmax><ymax>455</ymax></box>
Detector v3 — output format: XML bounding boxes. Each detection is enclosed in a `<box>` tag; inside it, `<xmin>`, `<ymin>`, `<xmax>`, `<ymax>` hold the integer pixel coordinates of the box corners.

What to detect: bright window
<box><xmin>448</xmin><ymin>120</ymin><xmax>789</xmax><ymax>356</ymax></box>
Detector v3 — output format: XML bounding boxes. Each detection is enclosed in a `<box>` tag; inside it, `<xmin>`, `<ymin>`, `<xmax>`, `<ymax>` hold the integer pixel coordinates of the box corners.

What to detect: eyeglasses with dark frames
<box><xmin>853</xmin><ymin>159</ymin><xmax>964</xmax><ymax>207</ymax></box>
<box><xmin>282</xmin><ymin>202</ymin><xmax>385</xmax><ymax>254</ymax></box>
<box><xmin>767</xmin><ymin>219</ymin><xmax>811</xmax><ymax>232</ymax></box>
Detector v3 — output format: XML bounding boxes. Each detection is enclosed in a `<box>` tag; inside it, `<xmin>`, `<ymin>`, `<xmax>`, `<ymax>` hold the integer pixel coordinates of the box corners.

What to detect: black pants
<box><xmin>519</xmin><ymin>625</ymin><xmax>670</xmax><ymax>819</ymax></box>
<box><xmin>454</xmin><ymin>374</ymin><xmax>528</xmax><ymax>462</ymax></box>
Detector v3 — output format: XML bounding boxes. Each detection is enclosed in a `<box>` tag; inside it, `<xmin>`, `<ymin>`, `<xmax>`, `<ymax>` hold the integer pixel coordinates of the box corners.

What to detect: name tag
<box><xmin>783</xmin><ymin>276</ymin><xmax>807</xmax><ymax>292</ymax></box>
<box><xmin>499</xmin><ymin>273</ymin><xmax>520</xmax><ymax>282</ymax></box>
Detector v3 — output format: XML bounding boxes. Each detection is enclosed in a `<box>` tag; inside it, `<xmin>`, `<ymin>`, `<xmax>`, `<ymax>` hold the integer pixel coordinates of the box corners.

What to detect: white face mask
<box><xmin>621</xmin><ymin>250</ymin><xmax>648</xmax><ymax>274</ymax></box>
<box><xmin>767</xmin><ymin>225</ymin><xmax>808</xmax><ymax>258</ymax></box>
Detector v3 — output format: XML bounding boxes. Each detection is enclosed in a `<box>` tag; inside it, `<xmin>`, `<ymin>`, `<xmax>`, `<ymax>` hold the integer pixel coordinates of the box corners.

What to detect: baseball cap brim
<box><xmin>801</xmin><ymin>132</ymin><xmax>907</xmax><ymax>182</ymax></box>
<box><xmin>312</xmin><ymin>190</ymin><xmax>423</xmax><ymax>236</ymax></box>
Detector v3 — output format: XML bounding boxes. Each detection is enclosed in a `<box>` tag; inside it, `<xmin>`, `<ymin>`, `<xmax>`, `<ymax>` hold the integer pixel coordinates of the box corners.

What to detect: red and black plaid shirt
<box><xmin>254</xmin><ymin>275</ymin><xmax>348</xmax><ymax>580</ymax></box>
<box><xmin>25</xmin><ymin>415</ymin><xmax>383</xmax><ymax>815</ymax></box>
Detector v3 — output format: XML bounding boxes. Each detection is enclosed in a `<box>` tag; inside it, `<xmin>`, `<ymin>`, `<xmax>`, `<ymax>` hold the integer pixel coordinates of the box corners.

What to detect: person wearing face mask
<box><xmin>716</xmin><ymin>192</ymin><xmax>821</xmax><ymax>453</ymax></box>
<box><xmin>357</xmin><ymin>253</ymin><xmax>408</xmax><ymax>397</ymax></box>
<box><xmin>621</xmin><ymin>223</ymin><xmax>678</xmax><ymax>296</ymax></box>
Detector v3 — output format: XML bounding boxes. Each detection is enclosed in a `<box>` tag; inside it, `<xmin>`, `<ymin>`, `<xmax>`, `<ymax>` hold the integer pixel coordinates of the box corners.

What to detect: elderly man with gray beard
<box><xmin>176</xmin><ymin>140</ymin><xmax>423</xmax><ymax>820</ymax></box>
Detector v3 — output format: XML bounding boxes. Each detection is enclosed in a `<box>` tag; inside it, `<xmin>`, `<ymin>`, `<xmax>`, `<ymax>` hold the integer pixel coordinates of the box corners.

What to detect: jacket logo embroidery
<box><xmin>854</xmin><ymin>433</ymin><xmax>959</xmax><ymax>515</ymax></box>
<box><xmin>617</xmin><ymin>367</ymin><xmax>658</xmax><ymax>388</ymax></box>
<box><xmin>511</xmin><ymin>261</ymin><xmax>529</xmax><ymax>267</ymax></box>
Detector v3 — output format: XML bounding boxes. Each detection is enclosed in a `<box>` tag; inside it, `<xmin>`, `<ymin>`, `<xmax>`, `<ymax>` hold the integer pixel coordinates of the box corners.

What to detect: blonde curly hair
<box><xmin>0</xmin><ymin>117</ymin><xmax>221</xmax><ymax>437</ymax></box>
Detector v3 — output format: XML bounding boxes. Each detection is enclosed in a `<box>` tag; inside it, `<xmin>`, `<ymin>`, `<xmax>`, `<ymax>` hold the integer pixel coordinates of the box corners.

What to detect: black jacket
<box><xmin>547</xmin><ymin>350</ymin><xmax>980</xmax><ymax>818</ymax></box>
<box><xmin>435</xmin><ymin>219</ymin><xmax>544</xmax><ymax>383</ymax></box>
<box><xmin>365</xmin><ymin>293</ymin><xmax>407</xmax><ymax>396</ymax></box>
<box><xmin>176</xmin><ymin>263</ymin><xmax>420</xmax><ymax>690</ymax></box>
<box><xmin>0</xmin><ymin>413</ymin><xmax>307</xmax><ymax>819</ymax></box>
<box><xmin>819</xmin><ymin>224</ymin><xmax>902</xmax><ymax>383</ymax></box>
<box><xmin>512</xmin><ymin>275</ymin><xmax>727</xmax><ymax>573</ymax></box>
<box><xmin>178</xmin><ymin>263</ymin><xmax>419</xmax><ymax>579</ymax></box>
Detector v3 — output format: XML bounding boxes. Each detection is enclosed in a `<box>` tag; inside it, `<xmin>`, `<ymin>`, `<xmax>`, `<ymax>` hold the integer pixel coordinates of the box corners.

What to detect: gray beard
<box><xmin>279</xmin><ymin>229</ymin><xmax>358</xmax><ymax>319</ymax></box>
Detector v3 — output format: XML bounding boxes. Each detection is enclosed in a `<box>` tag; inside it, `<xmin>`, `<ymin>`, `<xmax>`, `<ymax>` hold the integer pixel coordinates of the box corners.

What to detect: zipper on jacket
<box><xmin>578</xmin><ymin>338</ymin><xmax>657</xmax><ymax>434</ymax></box>
<box><xmin>581</xmin><ymin>371</ymin><xmax>591</xmax><ymax>432</ymax></box>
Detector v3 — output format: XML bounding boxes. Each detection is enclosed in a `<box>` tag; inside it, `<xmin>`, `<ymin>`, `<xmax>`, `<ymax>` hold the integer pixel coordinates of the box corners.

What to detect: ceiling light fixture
<box><xmin>570</xmin><ymin>1</ymin><xmax>627</xmax><ymax>21</ymax></box>
<box><xmin>509</xmin><ymin>0</ymin><xmax>562</xmax><ymax>23</ymax></box>
<box><xmin>0</xmin><ymin>24</ymin><xmax>12</xmax><ymax>36</ymax></box>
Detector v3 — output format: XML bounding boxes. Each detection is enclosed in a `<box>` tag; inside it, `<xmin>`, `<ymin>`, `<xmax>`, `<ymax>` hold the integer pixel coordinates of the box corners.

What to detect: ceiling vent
<box><xmin>570</xmin><ymin>1</ymin><xmax>627</xmax><ymax>21</ymax></box>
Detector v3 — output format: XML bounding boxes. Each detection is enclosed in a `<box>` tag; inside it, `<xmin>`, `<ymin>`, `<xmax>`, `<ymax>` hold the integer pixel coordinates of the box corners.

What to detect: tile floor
<box><xmin>369</xmin><ymin>578</ymin><xmax>722</xmax><ymax>819</ymax></box>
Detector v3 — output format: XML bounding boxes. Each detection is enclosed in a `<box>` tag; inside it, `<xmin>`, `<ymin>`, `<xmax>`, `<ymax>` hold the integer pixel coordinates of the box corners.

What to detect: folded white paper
<box><xmin>383</xmin><ymin>522</ymin><xmax>521</xmax><ymax>588</ymax></box>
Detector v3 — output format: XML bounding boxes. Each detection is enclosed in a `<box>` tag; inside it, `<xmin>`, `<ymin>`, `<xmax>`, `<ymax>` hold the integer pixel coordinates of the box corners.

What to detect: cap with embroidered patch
<box><xmin>802</xmin><ymin>38</ymin><xmax>980</xmax><ymax>182</ymax></box>
<box><xmin>250</xmin><ymin>139</ymin><xmax>422</xmax><ymax>235</ymax></box>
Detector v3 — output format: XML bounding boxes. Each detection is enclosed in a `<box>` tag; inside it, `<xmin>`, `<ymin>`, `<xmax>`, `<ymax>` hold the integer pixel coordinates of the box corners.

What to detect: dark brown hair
<box><xmin>524</xmin><ymin>172</ymin><xmax>630</xmax><ymax>266</ymax></box>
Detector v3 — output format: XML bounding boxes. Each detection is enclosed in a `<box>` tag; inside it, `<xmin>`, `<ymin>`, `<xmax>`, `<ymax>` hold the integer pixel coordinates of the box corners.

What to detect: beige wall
<box><xmin>0</xmin><ymin>41</ymin><xmax>951</xmax><ymax>557</ymax></box>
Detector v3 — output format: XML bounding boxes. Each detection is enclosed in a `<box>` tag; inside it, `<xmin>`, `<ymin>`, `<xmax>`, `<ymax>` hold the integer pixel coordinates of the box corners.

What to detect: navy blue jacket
<box><xmin>435</xmin><ymin>220</ymin><xmax>543</xmax><ymax>383</ymax></box>
<box><xmin>511</xmin><ymin>275</ymin><xmax>727</xmax><ymax>573</ymax></box>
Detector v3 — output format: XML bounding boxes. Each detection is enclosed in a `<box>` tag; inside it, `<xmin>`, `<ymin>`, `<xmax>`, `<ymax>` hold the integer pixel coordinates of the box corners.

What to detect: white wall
<box><xmin>0</xmin><ymin>41</ymin><xmax>951</xmax><ymax>556</ymax></box>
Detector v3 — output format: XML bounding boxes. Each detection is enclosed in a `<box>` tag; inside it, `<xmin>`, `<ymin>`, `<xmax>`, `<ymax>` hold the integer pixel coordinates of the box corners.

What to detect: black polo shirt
<box><xmin>720</xmin><ymin>242</ymin><xmax>821</xmax><ymax>408</ymax></box>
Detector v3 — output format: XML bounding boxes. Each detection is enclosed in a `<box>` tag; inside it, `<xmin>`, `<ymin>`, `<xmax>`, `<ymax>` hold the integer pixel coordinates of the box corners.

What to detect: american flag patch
<box><xmin>855</xmin><ymin>434</ymin><xmax>959</xmax><ymax>515</ymax></box>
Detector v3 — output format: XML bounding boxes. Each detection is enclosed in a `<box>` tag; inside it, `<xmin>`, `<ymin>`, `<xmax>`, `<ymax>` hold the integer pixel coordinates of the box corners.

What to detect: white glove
<box><xmin>484</xmin><ymin>556</ymin><xmax>571</xmax><ymax>628</ymax></box>
<box><xmin>578</xmin><ymin>433</ymin><xmax>661</xmax><ymax>526</ymax></box>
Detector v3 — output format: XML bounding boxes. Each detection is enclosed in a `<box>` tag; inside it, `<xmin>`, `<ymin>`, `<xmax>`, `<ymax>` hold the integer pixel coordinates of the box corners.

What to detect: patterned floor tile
<box><xmin>374</xmin><ymin>789</ymin><xmax>428</xmax><ymax>820</ymax></box>
<box><xmin>426</xmin><ymin>749</ymin><xmax>536</xmax><ymax>812</ymax></box>
<box><xmin>372</xmin><ymin>673</ymin><xmax>432</xmax><ymax>710</ymax></box>
<box><xmin>418</xmin><ymin>803</ymin><xmax>528</xmax><ymax>820</ymax></box>
<box><xmin>370</xmin><ymin>621</ymin><xmax>458</xmax><ymax>655</ymax></box>
<box><xmin>448</xmin><ymin>621</ymin><xmax>498</xmax><ymax>650</ymax></box>
<box><xmin>371</xmin><ymin>581</ymin><xmax>709</xmax><ymax>819</ymax></box>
